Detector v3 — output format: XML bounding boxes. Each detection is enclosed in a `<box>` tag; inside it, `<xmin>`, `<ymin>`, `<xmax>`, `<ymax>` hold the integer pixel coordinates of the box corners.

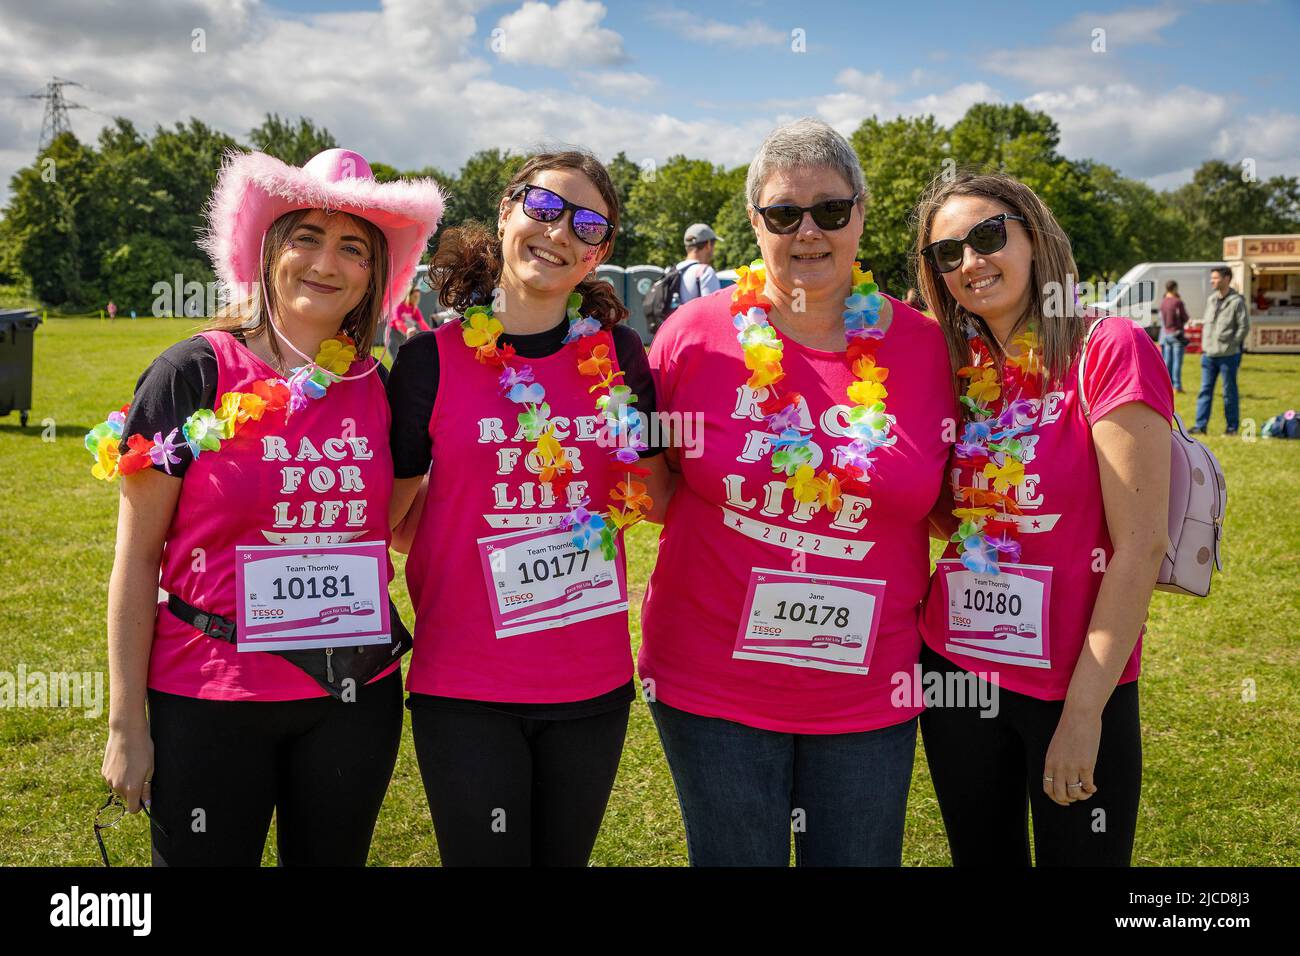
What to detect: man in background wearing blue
<box><xmin>675</xmin><ymin>223</ymin><xmax>721</xmax><ymax>305</ymax></box>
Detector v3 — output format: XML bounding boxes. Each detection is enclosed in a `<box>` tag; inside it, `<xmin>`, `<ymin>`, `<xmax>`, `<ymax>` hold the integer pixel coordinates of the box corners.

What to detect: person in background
<box><xmin>675</xmin><ymin>223</ymin><xmax>721</xmax><ymax>305</ymax></box>
<box><xmin>904</xmin><ymin>287</ymin><xmax>922</xmax><ymax>310</ymax></box>
<box><xmin>396</xmin><ymin>287</ymin><xmax>431</xmax><ymax>335</ymax></box>
<box><xmin>1191</xmin><ymin>266</ymin><xmax>1249</xmax><ymax>436</ymax></box>
<box><xmin>1158</xmin><ymin>280</ymin><xmax>1188</xmax><ymax>393</ymax></box>
<box><xmin>107</xmin><ymin>300</ymin><xmax>118</xmax><ymax>322</ymax></box>
<box><xmin>387</xmin><ymin>285</ymin><xmax>431</xmax><ymax>351</ymax></box>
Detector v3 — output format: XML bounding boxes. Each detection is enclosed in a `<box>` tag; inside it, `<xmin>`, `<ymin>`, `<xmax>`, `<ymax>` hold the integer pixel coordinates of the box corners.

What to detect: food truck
<box><xmin>1223</xmin><ymin>235</ymin><xmax>1300</xmax><ymax>353</ymax></box>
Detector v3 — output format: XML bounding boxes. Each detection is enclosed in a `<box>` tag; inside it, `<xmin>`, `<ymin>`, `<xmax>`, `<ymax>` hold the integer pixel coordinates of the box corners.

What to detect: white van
<box><xmin>1093</xmin><ymin>262</ymin><xmax>1221</xmax><ymax>339</ymax></box>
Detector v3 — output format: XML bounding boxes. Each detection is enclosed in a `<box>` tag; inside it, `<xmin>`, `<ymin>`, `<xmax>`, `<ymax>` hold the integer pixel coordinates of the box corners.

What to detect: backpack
<box><xmin>1079</xmin><ymin>316</ymin><xmax>1226</xmax><ymax>597</ymax></box>
<box><xmin>1261</xmin><ymin>411</ymin><xmax>1299</xmax><ymax>439</ymax></box>
<box><xmin>643</xmin><ymin>262</ymin><xmax>697</xmax><ymax>336</ymax></box>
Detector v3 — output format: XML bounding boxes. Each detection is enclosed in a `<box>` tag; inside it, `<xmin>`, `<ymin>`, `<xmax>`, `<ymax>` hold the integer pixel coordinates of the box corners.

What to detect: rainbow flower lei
<box><xmin>461</xmin><ymin>292</ymin><xmax>652</xmax><ymax>560</ymax></box>
<box><xmin>84</xmin><ymin>333</ymin><xmax>360</xmax><ymax>481</ymax></box>
<box><xmin>950</xmin><ymin>324</ymin><xmax>1045</xmax><ymax>573</ymax></box>
<box><xmin>730</xmin><ymin>259</ymin><xmax>895</xmax><ymax>512</ymax></box>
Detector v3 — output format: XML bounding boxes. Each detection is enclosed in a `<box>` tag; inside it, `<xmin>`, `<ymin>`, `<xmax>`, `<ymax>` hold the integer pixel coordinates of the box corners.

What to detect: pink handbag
<box><xmin>1079</xmin><ymin>317</ymin><xmax>1226</xmax><ymax>597</ymax></box>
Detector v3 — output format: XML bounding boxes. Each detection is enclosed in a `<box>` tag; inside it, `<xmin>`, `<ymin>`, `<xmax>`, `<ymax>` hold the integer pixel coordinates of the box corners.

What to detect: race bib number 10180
<box><xmin>938</xmin><ymin>559</ymin><xmax>1052</xmax><ymax>668</ymax></box>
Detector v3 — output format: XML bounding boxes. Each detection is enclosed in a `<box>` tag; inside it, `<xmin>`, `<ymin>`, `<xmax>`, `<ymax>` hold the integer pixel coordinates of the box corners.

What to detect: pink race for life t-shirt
<box><xmin>403</xmin><ymin>321</ymin><xmax>634</xmax><ymax>702</ymax></box>
<box><xmin>920</xmin><ymin>316</ymin><xmax>1175</xmax><ymax>700</ymax></box>
<box><xmin>147</xmin><ymin>331</ymin><xmax>398</xmax><ymax>701</ymax></box>
<box><xmin>640</xmin><ymin>287</ymin><xmax>958</xmax><ymax>734</ymax></box>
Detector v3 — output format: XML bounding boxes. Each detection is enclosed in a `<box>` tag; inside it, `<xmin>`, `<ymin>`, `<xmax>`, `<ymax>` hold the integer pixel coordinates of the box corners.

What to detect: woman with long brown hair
<box><xmin>387</xmin><ymin>149</ymin><xmax>671</xmax><ymax>866</ymax></box>
<box><xmin>914</xmin><ymin>171</ymin><xmax>1173</xmax><ymax>866</ymax></box>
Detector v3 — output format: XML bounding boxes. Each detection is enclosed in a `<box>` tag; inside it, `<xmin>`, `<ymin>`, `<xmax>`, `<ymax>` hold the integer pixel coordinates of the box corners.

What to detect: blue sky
<box><xmin>2</xmin><ymin>0</ymin><xmax>1298</xmax><ymax>205</ymax></box>
<box><xmin>263</xmin><ymin>0</ymin><xmax>1300</xmax><ymax>117</ymax></box>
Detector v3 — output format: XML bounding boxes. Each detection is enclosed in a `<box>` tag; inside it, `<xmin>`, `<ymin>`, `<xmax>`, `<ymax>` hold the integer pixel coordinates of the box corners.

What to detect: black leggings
<box><xmin>919</xmin><ymin>644</ymin><xmax>1142</xmax><ymax>866</ymax></box>
<box><xmin>409</xmin><ymin>700</ymin><xmax>630</xmax><ymax>866</ymax></box>
<box><xmin>146</xmin><ymin>668</ymin><xmax>403</xmax><ymax>866</ymax></box>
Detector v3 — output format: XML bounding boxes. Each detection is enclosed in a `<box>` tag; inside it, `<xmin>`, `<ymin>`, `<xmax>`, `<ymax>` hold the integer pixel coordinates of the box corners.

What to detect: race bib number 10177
<box><xmin>477</xmin><ymin>525</ymin><xmax>628</xmax><ymax>639</ymax></box>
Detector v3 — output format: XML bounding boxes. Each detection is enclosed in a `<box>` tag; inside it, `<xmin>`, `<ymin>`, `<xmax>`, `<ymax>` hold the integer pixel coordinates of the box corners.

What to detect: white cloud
<box><xmin>986</xmin><ymin>5</ymin><xmax>1181</xmax><ymax>89</ymax></box>
<box><xmin>493</xmin><ymin>0</ymin><xmax>626</xmax><ymax>67</ymax></box>
<box><xmin>575</xmin><ymin>70</ymin><xmax>658</xmax><ymax>100</ymax></box>
<box><xmin>905</xmin><ymin>82</ymin><xmax>1002</xmax><ymax>128</ymax></box>
<box><xmin>985</xmin><ymin>45</ymin><xmax>1109</xmax><ymax>87</ymax></box>
<box><xmin>1017</xmin><ymin>82</ymin><xmax>1300</xmax><ymax>185</ymax></box>
<box><xmin>813</xmin><ymin>69</ymin><xmax>902</xmax><ymax>130</ymax></box>
<box><xmin>0</xmin><ymin>0</ymin><xmax>771</xmax><ymax>210</ymax></box>
<box><xmin>1057</xmin><ymin>4</ymin><xmax>1181</xmax><ymax>46</ymax></box>
<box><xmin>649</xmin><ymin>8</ymin><xmax>786</xmax><ymax>47</ymax></box>
<box><xmin>1215</xmin><ymin>111</ymin><xmax>1300</xmax><ymax>182</ymax></box>
<box><xmin>964</xmin><ymin>4</ymin><xmax>1300</xmax><ymax>185</ymax></box>
<box><xmin>804</xmin><ymin>71</ymin><xmax>1000</xmax><ymax>135</ymax></box>
<box><xmin>0</xmin><ymin>0</ymin><xmax>256</xmax><ymax>55</ymax></box>
<box><xmin>0</xmin><ymin>0</ymin><xmax>1295</xmax><ymax>214</ymax></box>
<box><xmin>1024</xmin><ymin>83</ymin><xmax>1230</xmax><ymax>179</ymax></box>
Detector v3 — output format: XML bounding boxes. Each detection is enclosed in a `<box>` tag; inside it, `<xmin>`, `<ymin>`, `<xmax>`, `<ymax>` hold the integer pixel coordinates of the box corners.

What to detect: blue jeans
<box><xmin>1195</xmin><ymin>352</ymin><xmax>1241</xmax><ymax>432</ymax></box>
<box><xmin>648</xmin><ymin>700</ymin><xmax>917</xmax><ymax>866</ymax></box>
<box><xmin>1158</xmin><ymin>331</ymin><xmax>1185</xmax><ymax>390</ymax></box>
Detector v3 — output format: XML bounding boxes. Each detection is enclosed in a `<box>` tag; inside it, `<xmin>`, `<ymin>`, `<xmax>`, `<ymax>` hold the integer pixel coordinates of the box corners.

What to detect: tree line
<box><xmin>2</xmin><ymin>105</ymin><xmax>1298</xmax><ymax>311</ymax></box>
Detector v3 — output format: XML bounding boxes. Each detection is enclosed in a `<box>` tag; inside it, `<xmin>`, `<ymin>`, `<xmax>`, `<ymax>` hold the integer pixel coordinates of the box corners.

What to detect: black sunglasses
<box><xmin>94</xmin><ymin>792</ymin><xmax>168</xmax><ymax>866</ymax></box>
<box><xmin>922</xmin><ymin>213</ymin><xmax>1027</xmax><ymax>274</ymax></box>
<box><xmin>509</xmin><ymin>183</ymin><xmax>614</xmax><ymax>246</ymax></box>
<box><xmin>752</xmin><ymin>194</ymin><xmax>859</xmax><ymax>235</ymax></box>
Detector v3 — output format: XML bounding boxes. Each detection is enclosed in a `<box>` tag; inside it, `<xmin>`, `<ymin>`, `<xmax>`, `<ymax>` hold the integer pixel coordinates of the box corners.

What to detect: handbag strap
<box><xmin>1079</xmin><ymin>314</ymin><xmax>1191</xmax><ymax>434</ymax></box>
<box><xmin>1076</xmin><ymin>314</ymin><xmax>1108</xmax><ymax>423</ymax></box>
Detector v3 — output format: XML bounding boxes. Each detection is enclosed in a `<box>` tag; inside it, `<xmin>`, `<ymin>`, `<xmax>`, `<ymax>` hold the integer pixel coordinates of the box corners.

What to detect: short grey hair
<box><xmin>745</xmin><ymin>117</ymin><xmax>867</xmax><ymax>207</ymax></box>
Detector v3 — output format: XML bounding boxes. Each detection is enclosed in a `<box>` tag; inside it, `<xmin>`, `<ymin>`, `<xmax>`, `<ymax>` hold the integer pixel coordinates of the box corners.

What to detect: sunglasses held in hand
<box><xmin>752</xmin><ymin>194</ymin><xmax>859</xmax><ymax>234</ymax></box>
<box><xmin>510</xmin><ymin>183</ymin><xmax>614</xmax><ymax>246</ymax></box>
<box><xmin>94</xmin><ymin>792</ymin><xmax>168</xmax><ymax>866</ymax></box>
<box><xmin>921</xmin><ymin>213</ymin><xmax>1027</xmax><ymax>274</ymax></box>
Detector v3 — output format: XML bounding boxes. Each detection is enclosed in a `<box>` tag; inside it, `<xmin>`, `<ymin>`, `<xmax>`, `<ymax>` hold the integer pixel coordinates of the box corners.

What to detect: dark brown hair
<box><xmin>913</xmin><ymin>170</ymin><xmax>1083</xmax><ymax>390</ymax></box>
<box><xmin>430</xmin><ymin>150</ymin><xmax>627</xmax><ymax>329</ymax></box>
<box><xmin>209</xmin><ymin>209</ymin><xmax>389</xmax><ymax>367</ymax></box>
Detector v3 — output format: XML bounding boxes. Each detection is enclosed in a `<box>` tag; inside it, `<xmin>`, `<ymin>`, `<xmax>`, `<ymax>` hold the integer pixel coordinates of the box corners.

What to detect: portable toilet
<box><xmin>625</xmin><ymin>265</ymin><xmax>665</xmax><ymax>345</ymax></box>
<box><xmin>595</xmin><ymin>264</ymin><xmax>626</xmax><ymax>305</ymax></box>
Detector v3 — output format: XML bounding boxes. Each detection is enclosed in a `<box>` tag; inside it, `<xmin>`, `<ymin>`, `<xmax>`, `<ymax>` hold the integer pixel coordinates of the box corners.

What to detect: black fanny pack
<box><xmin>166</xmin><ymin>593</ymin><xmax>411</xmax><ymax>700</ymax></box>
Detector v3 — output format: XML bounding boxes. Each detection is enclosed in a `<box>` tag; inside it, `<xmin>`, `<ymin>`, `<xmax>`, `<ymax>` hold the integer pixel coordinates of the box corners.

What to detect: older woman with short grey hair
<box><xmin>639</xmin><ymin>117</ymin><xmax>958</xmax><ymax>866</ymax></box>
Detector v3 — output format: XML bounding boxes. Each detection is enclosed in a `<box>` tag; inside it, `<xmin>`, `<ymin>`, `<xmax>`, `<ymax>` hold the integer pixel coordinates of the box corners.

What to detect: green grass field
<box><xmin>1</xmin><ymin>317</ymin><xmax>1297</xmax><ymax>866</ymax></box>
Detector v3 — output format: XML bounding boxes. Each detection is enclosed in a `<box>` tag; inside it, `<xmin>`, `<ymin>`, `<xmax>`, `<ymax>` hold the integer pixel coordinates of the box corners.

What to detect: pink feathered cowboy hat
<box><xmin>200</xmin><ymin>147</ymin><xmax>445</xmax><ymax>316</ymax></box>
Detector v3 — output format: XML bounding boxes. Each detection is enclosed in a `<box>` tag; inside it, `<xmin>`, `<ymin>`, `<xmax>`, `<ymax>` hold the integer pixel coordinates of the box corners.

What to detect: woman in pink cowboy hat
<box><xmin>93</xmin><ymin>147</ymin><xmax>443</xmax><ymax>866</ymax></box>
